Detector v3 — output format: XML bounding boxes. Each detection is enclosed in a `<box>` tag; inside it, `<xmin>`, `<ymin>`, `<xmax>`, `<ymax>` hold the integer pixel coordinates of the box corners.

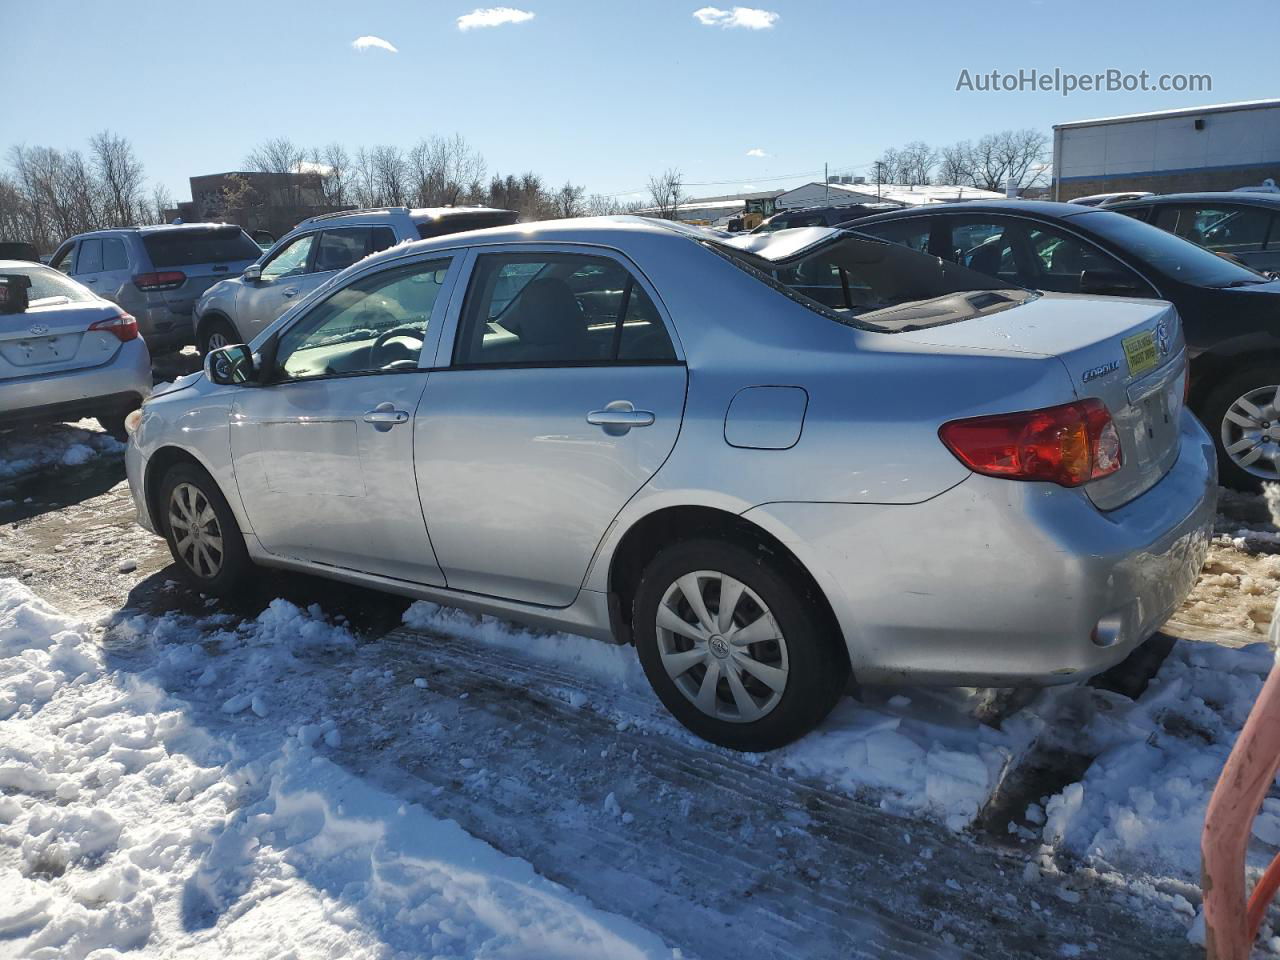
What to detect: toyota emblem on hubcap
<box><xmin>709</xmin><ymin>635</ymin><xmax>730</xmax><ymax>658</ymax></box>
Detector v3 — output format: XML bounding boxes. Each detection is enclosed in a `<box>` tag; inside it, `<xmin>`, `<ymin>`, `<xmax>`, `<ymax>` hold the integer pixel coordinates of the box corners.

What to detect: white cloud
<box><xmin>457</xmin><ymin>7</ymin><xmax>535</xmax><ymax>30</ymax></box>
<box><xmin>693</xmin><ymin>6</ymin><xmax>779</xmax><ymax>29</ymax></box>
<box><xmin>352</xmin><ymin>35</ymin><xmax>398</xmax><ymax>53</ymax></box>
<box><xmin>745</xmin><ymin>148</ymin><xmax>769</xmax><ymax>158</ymax></box>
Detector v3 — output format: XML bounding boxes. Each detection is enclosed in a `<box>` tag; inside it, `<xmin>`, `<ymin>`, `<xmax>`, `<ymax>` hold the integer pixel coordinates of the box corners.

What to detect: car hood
<box><xmin>149</xmin><ymin>370</ymin><xmax>204</xmax><ymax>399</ymax></box>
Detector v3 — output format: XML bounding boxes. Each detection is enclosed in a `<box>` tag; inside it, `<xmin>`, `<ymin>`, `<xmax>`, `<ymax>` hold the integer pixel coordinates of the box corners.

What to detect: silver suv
<box><xmin>49</xmin><ymin>224</ymin><xmax>262</xmax><ymax>355</ymax></box>
<box><xmin>193</xmin><ymin>206</ymin><xmax>518</xmax><ymax>354</ymax></box>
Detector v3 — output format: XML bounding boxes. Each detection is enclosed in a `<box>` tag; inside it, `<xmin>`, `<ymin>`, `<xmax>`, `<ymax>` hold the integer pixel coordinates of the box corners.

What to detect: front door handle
<box><xmin>363</xmin><ymin>402</ymin><xmax>410</xmax><ymax>431</ymax></box>
<box><xmin>282</xmin><ymin>287</ymin><xmax>299</xmax><ymax>299</ymax></box>
<box><xmin>587</xmin><ymin>401</ymin><xmax>655</xmax><ymax>436</ymax></box>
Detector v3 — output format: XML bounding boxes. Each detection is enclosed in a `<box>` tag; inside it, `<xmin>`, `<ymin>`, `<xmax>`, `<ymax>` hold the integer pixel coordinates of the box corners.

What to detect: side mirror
<box><xmin>204</xmin><ymin>344</ymin><xmax>257</xmax><ymax>386</ymax></box>
<box><xmin>243</xmin><ymin>264</ymin><xmax>262</xmax><ymax>282</ymax></box>
<box><xmin>1080</xmin><ymin>268</ymin><xmax>1144</xmax><ymax>297</ymax></box>
<box><xmin>0</xmin><ymin>274</ymin><xmax>32</xmax><ymax>314</ymax></box>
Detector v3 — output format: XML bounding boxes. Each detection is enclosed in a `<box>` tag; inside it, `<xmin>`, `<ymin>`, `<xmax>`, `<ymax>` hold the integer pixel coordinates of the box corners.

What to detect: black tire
<box><xmin>198</xmin><ymin>316</ymin><xmax>239</xmax><ymax>357</ymax></box>
<box><xmin>632</xmin><ymin>538</ymin><xmax>849</xmax><ymax>752</ymax></box>
<box><xmin>1201</xmin><ymin>365</ymin><xmax>1280</xmax><ymax>492</ymax></box>
<box><xmin>156</xmin><ymin>462</ymin><xmax>252</xmax><ymax>596</ymax></box>
<box><xmin>97</xmin><ymin>411</ymin><xmax>130</xmax><ymax>442</ymax></box>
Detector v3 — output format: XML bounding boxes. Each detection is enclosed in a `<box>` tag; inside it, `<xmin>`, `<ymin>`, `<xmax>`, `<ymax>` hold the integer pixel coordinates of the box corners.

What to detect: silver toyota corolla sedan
<box><xmin>123</xmin><ymin>216</ymin><xmax>1215</xmax><ymax>750</ymax></box>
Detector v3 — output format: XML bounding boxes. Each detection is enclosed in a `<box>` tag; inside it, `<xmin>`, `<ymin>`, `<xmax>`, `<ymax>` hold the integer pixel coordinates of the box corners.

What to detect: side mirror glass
<box><xmin>0</xmin><ymin>274</ymin><xmax>32</xmax><ymax>314</ymax></box>
<box><xmin>243</xmin><ymin>264</ymin><xmax>262</xmax><ymax>282</ymax></box>
<box><xmin>204</xmin><ymin>344</ymin><xmax>257</xmax><ymax>386</ymax></box>
<box><xmin>1080</xmin><ymin>268</ymin><xmax>1143</xmax><ymax>297</ymax></box>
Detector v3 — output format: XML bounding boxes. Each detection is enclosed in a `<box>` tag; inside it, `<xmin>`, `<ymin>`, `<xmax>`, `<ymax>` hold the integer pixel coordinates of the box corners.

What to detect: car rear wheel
<box><xmin>1204</xmin><ymin>367</ymin><xmax>1280</xmax><ymax>490</ymax></box>
<box><xmin>199</xmin><ymin>317</ymin><xmax>238</xmax><ymax>357</ymax></box>
<box><xmin>157</xmin><ymin>462</ymin><xmax>251</xmax><ymax>595</ymax></box>
<box><xmin>632</xmin><ymin>538</ymin><xmax>848</xmax><ymax>751</ymax></box>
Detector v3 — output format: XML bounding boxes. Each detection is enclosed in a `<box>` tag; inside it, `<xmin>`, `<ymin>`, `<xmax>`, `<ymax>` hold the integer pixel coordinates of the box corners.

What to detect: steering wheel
<box><xmin>371</xmin><ymin>323</ymin><xmax>426</xmax><ymax>367</ymax></box>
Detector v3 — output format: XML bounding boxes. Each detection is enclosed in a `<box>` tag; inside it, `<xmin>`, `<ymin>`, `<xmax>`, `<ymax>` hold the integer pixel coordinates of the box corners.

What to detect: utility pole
<box><xmin>874</xmin><ymin>161</ymin><xmax>883</xmax><ymax>199</ymax></box>
<box><xmin>824</xmin><ymin>162</ymin><xmax>829</xmax><ymax>202</ymax></box>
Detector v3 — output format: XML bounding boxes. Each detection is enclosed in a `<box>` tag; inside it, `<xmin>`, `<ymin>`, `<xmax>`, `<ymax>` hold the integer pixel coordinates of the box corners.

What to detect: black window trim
<box><xmin>260</xmin><ymin>230</ymin><xmax>320</xmax><ymax>281</ymax></box>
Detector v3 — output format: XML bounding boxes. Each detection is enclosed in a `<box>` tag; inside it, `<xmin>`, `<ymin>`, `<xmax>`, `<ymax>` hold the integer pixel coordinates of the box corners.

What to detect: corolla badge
<box><xmin>28</xmin><ymin>323</ymin><xmax>48</xmax><ymax>336</ymax></box>
<box><xmin>1156</xmin><ymin>318</ymin><xmax>1171</xmax><ymax>358</ymax></box>
<box><xmin>1082</xmin><ymin>359</ymin><xmax>1121</xmax><ymax>383</ymax></box>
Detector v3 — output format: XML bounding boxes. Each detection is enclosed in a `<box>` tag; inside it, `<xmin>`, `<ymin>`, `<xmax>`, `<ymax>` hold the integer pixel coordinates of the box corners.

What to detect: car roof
<box><xmin>296</xmin><ymin>205</ymin><xmax>516</xmax><ymax>228</ymax></box>
<box><xmin>844</xmin><ymin>199</ymin><xmax>1098</xmax><ymax>225</ymax></box>
<box><xmin>67</xmin><ymin>222</ymin><xmax>244</xmax><ymax>239</ymax></box>
<box><xmin>1109</xmin><ymin>192</ymin><xmax>1280</xmax><ymax>207</ymax></box>
<box><xmin>355</xmin><ymin>215</ymin><xmax>717</xmax><ymax>267</ymax></box>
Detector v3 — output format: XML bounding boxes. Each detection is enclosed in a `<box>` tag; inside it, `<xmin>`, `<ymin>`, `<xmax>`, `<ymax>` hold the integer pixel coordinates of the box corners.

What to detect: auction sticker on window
<box><xmin>1122</xmin><ymin>330</ymin><xmax>1158</xmax><ymax>377</ymax></box>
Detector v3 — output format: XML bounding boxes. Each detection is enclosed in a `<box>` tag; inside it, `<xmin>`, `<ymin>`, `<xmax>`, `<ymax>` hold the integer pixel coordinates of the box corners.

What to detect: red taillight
<box><xmin>939</xmin><ymin>399</ymin><xmax>1122</xmax><ymax>487</ymax></box>
<box><xmin>89</xmin><ymin>312</ymin><xmax>139</xmax><ymax>343</ymax></box>
<box><xmin>132</xmin><ymin>271</ymin><xmax>185</xmax><ymax>291</ymax></box>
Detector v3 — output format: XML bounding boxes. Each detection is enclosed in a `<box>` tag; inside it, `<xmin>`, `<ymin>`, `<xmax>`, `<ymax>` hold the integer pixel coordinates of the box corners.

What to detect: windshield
<box><xmin>142</xmin><ymin>227</ymin><xmax>262</xmax><ymax>267</ymax></box>
<box><xmin>1076</xmin><ymin>210</ymin><xmax>1269</xmax><ymax>288</ymax></box>
<box><xmin>1</xmin><ymin>264</ymin><xmax>96</xmax><ymax>305</ymax></box>
<box><xmin>713</xmin><ymin>231</ymin><xmax>1035</xmax><ymax>332</ymax></box>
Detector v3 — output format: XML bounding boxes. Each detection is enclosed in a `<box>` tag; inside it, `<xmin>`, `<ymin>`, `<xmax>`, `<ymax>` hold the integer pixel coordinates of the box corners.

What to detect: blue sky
<box><xmin>4</xmin><ymin>0</ymin><xmax>1276</xmax><ymax>204</ymax></box>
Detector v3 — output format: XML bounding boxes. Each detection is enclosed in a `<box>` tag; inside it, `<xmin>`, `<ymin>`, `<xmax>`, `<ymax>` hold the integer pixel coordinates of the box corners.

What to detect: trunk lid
<box><xmin>0</xmin><ymin>300</ymin><xmax>126</xmax><ymax>380</ymax></box>
<box><xmin>896</xmin><ymin>293</ymin><xmax>1186</xmax><ymax>509</ymax></box>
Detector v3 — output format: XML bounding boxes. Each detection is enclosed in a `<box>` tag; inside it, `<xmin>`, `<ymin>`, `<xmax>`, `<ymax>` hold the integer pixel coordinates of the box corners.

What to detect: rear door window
<box><xmin>75</xmin><ymin>238</ymin><xmax>103</xmax><ymax>275</ymax></box>
<box><xmin>454</xmin><ymin>253</ymin><xmax>675</xmax><ymax>366</ymax></box>
<box><xmin>1024</xmin><ymin>224</ymin><xmax>1149</xmax><ymax>294</ymax></box>
<box><xmin>1187</xmin><ymin>205</ymin><xmax>1273</xmax><ymax>257</ymax></box>
<box><xmin>102</xmin><ymin>237</ymin><xmax>129</xmax><ymax>271</ymax></box>
<box><xmin>142</xmin><ymin>228</ymin><xmax>262</xmax><ymax>267</ymax></box>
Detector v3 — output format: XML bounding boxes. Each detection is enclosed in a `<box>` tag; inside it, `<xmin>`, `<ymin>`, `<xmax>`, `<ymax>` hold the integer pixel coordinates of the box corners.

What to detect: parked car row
<box><xmin>839</xmin><ymin>198</ymin><xmax>1280</xmax><ymax>490</ymax></box>
<box><xmin>124</xmin><ymin>215</ymin><xmax>1214</xmax><ymax>751</ymax></box>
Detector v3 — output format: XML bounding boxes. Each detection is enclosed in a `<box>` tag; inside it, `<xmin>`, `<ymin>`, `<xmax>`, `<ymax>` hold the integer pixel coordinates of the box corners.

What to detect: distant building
<box><xmin>775</xmin><ymin>180</ymin><xmax>1005</xmax><ymax>210</ymax></box>
<box><xmin>1052</xmin><ymin>99</ymin><xmax>1280</xmax><ymax>201</ymax></box>
<box><xmin>166</xmin><ymin>171</ymin><xmax>346</xmax><ymax>238</ymax></box>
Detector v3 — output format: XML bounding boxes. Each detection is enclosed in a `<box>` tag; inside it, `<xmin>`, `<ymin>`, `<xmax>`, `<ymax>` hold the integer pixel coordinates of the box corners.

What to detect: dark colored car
<box><xmin>0</xmin><ymin>241</ymin><xmax>41</xmax><ymax>262</ymax></box>
<box><xmin>752</xmin><ymin>203</ymin><xmax>900</xmax><ymax>234</ymax></box>
<box><xmin>845</xmin><ymin>200</ymin><xmax>1280</xmax><ymax>489</ymax></box>
<box><xmin>1107</xmin><ymin>192</ymin><xmax>1280</xmax><ymax>275</ymax></box>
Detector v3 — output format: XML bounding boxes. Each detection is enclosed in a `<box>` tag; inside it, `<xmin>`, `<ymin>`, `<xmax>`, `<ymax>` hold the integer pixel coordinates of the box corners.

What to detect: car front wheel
<box><xmin>199</xmin><ymin>317</ymin><xmax>238</xmax><ymax>357</ymax></box>
<box><xmin>632</xmin><ymin>539</ymin><xmax>848</xmax><ymax>751</ymax></box>
<box><xmin>1204</xmin><ymin>367</ymin><xmax>1280</xmax><ymax>490</ymax></box>
<box><xmin>157</xmin><ymin>462</ymin><xmax>251</xmax><ymax>595</ymax></box>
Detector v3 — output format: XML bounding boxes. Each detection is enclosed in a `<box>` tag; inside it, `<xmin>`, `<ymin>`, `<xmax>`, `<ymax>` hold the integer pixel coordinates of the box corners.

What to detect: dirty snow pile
<box><xmin>0</xmin><ymin>580</ymin><xmax>674</xmax><ymax>959</ymax></box>
<box><xmin>1040</xmin><ymin>640</ymin><xmax>1279</xmax><ymax>888</ymax></box>
<box><xmin>403</xmin><ymin>601</ymin><xmax>1058</xmax><ymax>831</ymax></box>
<box><xmin>0</xmin><ymin>421</ymin><xmax>124</xmax><ymax>483</ymax></box>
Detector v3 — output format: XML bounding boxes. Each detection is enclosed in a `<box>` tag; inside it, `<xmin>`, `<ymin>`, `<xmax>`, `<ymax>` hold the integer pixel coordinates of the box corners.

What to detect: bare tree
<box><xmin>998</xmin><ymin>128</ymin><xmax>1050</xmax><ymax>190</ymax></box>
<box><xmin>872</xmin><ymin>148</ymin><xmax>902</xmax><ymax>184</ymax></box>
<box><xmin>147</xmin><ymin>182</ymin><xmax>173</xmax><ymax>224</ymax></box>
<box><xmin>936</xmin><ymin>141</ymin><xmax>974</xmax><ymax>186</ymax></box>
<box><xmin>89</xmin><ymin>130</ymin><xmax>145</xmax><ymax>225</ymax></box>
<box><xmin>552</xmin><ymin>182</ymin><xmax>585</xmax><ymax>218</ymax></box>
<box><xmin>898</xmin><ymin>141</ymin><xmax>938</xmax><ymax>186</ymax></box>
<box><xmin>408</xmin><ymin>134</ymin><xmax>487</xmax><ymax>206</ymax></box>
<box><xmin>646</xmin><ymin>168</ymin><xmax>684</xmax><ymax>220</ymax></box>
<box><xmin>370</xmin><ymin>144</ymin><xmax>409</xmax><ymax>206</ymax></box>
<box><xmin>312</xmin><ymin>142</ymin><xmax>354</xmax><ymax>209</ymax></box>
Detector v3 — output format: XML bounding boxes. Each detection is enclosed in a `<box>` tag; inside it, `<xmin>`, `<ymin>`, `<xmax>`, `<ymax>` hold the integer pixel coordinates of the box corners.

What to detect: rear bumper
<box><xmin>0</xmin><ymin>339</ymin><xmax>152</xmax><ymax>426</ymax></box>
<box><xmin>744</xmin><ymin>411</ymin><xmax>1217</xmax><ymax>686</ymax></box>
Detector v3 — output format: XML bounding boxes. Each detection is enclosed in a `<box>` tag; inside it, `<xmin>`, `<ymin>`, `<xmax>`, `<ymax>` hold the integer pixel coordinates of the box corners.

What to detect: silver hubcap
<box><xmin>206</xmin><ymin>331</ymin><xmax>230</xmax><ymax>352</ymax></box>
<box><xmin>1222</xmin><ymin>385</ymin><xmax>1280</xmax><ymax>480</ymax></box>
<box><xmin>655</xmin><ymin>570</ymin><xmax>789</xmax><ymax>724</ymax></box>
<box><xmin>168</xmin><ymin>482</ymin><xmax>224</xmax><ymax>578</ymax></box>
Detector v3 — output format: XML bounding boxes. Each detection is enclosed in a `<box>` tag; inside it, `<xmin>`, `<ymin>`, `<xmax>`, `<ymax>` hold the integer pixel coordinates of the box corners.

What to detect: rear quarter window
<box><xmin>142</xmin><ymin>229</ymin><xmax>262</xmax><ymax>267</ymax></box>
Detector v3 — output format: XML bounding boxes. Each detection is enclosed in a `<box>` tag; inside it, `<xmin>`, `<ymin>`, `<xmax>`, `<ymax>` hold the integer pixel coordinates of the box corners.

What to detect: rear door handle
<box><xmin>282</xmin><ymin>287</ymin><xmax>299</xmax><ymax>298</ymax></box>
<box><xmin>587</xmin><ymin>401</ymin><xmax>655</xmax><ymax>435</ymax></box>
<box><xmin>363</xmin><ymin>402</ymin><xmax>410</xmax><ymax>431</ymax></box>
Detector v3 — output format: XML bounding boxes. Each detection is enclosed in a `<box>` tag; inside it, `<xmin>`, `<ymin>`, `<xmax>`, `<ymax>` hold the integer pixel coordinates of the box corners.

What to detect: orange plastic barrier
<box><xmin>1202</xmin><ymin>661</ymin><xmax>1280</xmax><ymax>959</ymax></box>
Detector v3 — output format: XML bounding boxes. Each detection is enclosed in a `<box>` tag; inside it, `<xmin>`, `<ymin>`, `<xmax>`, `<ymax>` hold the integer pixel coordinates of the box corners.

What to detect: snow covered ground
<box><xmin>0</xmin><ymin>581</ymin><xmax>677</xmax><ymax>959</ymax></box>
<box><xmin>0</xmin><ymin>421</ymin><xmax>124</xmax><ymax>487</ymax></box>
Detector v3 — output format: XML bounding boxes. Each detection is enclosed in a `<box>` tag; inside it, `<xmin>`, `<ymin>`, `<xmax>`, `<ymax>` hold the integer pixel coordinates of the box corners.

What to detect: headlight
<box><xmin>124</xmin><ymin>408</ymin><xmax>144</xmax><ymax>437</ymax></box>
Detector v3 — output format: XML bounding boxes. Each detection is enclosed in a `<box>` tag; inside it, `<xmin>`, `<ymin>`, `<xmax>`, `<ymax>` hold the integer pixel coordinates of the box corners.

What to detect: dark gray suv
<box><xmin>49</xmin><ymin>224</ymin><xmax>262</xmax><ymax>354</ymax></box>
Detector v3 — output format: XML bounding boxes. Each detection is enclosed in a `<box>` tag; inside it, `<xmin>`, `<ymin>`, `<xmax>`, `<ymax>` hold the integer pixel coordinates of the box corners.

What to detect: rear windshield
<box><xmin>0</xmin><ymin>242</ymin><xmax>40</xmax><ymax>262</ymax></box>
<box><xmin>1076</xmin><ymin>210</ymin><xmax>1270</xmax><ymax>288</ymax></box>
<box><xmin>3</xmin><ymin>264</ymin><xmax>96</xmax><ymax>305</ymax></box>
<box><xmin>713</xmin><ymin>231</ymin><xmax>1035</xmax><ymax>332</ymax></box>
<box><xmin>142</xmin><ymin>228</ymin><xmax>262</xmax><ymax>267</ymax></box>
